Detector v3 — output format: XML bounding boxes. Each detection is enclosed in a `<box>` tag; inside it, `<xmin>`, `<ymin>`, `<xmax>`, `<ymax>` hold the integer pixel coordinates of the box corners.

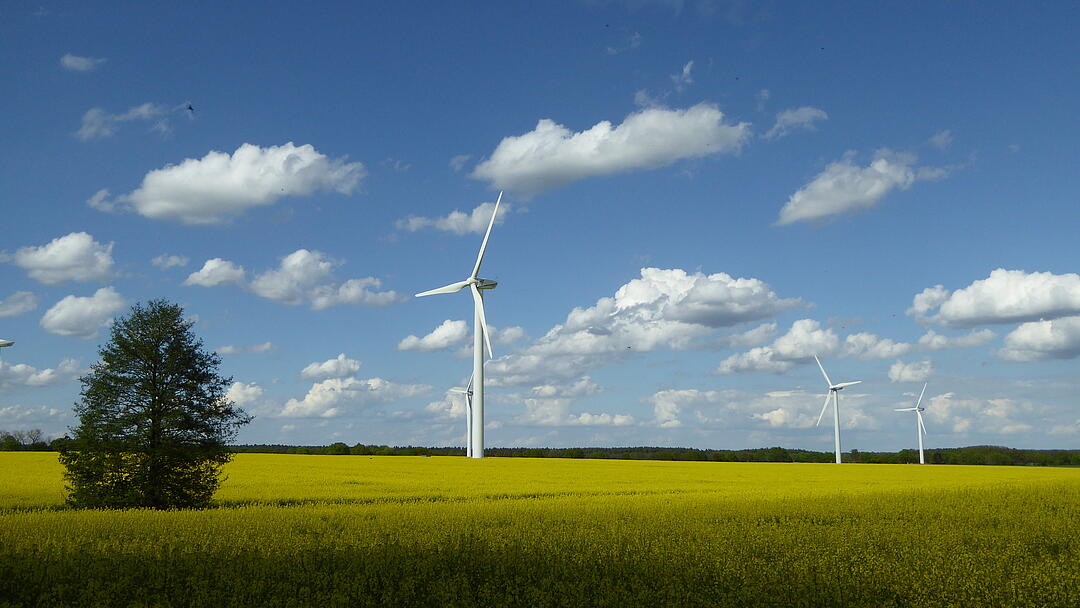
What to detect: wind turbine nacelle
<box><xmin>475</xmin><ymin>278</ymin><xmax>498</xmax><ymax>290</ymax></box>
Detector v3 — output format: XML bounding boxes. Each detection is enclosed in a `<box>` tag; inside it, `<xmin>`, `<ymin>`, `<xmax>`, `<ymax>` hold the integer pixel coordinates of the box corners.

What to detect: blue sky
<box><xmin>2</xmin><ymin>1</ymin><xmax>1078</xmax><ymax>451</ymax></box>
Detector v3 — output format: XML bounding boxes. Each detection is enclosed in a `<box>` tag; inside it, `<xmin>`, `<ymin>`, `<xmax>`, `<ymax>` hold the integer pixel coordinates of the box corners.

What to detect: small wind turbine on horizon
<box><xmin>895</xmin><ymin>382</ymin><xmax>929</xmax><ymax>464</ymax></box>
<box><xmin>813</xmin><ymin>354</ymin><xmax>862</xmax><ymax>464</ymax></box>
<box><xmin>415</xmin><ymin>192</ymin><xmax>503</xmax><ymax>459</ymax></box>
<box><xmin>449</xmin><ymin>377</ymin><xmax>474</xmax><ymax>458</ymax></box>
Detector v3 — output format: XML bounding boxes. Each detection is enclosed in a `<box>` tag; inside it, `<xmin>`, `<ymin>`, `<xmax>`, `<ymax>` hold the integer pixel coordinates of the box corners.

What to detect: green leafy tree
<box><xmin>58</xmin><ymin>300</ymin><xmax>252</xmax><ymax>509</ymax></box>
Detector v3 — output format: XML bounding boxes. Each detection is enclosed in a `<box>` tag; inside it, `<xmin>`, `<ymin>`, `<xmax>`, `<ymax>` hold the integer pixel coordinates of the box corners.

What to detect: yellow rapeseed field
<box><xmin>1</xmin><ymin>452</ymin><xmax>1078</xmax><ymax>607</ymax></box>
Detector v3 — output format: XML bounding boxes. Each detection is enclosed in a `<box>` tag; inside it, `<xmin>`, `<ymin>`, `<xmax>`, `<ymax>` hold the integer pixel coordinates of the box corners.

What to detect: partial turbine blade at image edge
<box><xmin>814</xmin><ymin>354</ymin><xmax>833</xmax><ymax>387</ymax></box>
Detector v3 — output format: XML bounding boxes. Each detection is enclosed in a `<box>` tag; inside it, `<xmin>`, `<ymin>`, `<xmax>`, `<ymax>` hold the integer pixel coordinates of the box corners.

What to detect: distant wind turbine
<box><xmin>814</xmin><ymin>354</ymin><xmax>862</xmax><ymax>464</ymax></box>
<box><xmin>415</xmin><ymin>192</ymin><xmax>502</xmax><ymax>459</ymax></box>
<box><xmin>449</xmin><ymin>377</ymin><xmax>473</xmax><ymax>457</ymax></box>
<box><xmin>895</xmin><ymin>382</ymin><xmax>929</xmax><ymax>464</ymax></box>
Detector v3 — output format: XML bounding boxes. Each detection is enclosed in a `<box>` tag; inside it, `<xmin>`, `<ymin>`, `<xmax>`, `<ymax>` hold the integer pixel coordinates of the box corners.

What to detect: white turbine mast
<box><xmin>895</xmin><ymin>382</ymin><xmax>929</xmax><ymax>464</ymax></box>
<box><xmin>449</xmin><ymin>376</ymin><xmax>474</xmax><ymax>458</ymax></box>
<box><xmin>813</xmin><ymin>354</ymin><xmax>862</xmax><ymax>464</ymax></box>
<box><xmin>415</xmin><ymin>192</ymin><xmax>502</xmax><ymax>459</ymax></box>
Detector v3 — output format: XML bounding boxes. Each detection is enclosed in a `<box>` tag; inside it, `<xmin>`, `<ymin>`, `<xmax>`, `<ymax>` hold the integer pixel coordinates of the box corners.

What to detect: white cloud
<box><xmin>184</xmin><ymin>258</ymin><xmax>246</xmax><ymax>287</ymax></box>
<box><xmin>488</xmin><ymin>268</ymin><xmax>798</xmax><ymax>386</ymax></box>
<box><xmin>398</xmin><ymin>319</ymin><xmax>469</xmax><ymax>352</ymax></box>
<box><xmin>671</xmin><ymin>60</ymin><xmax>694</xmax><ymax>91</ymax></box>
<box><xmin>280</xmin><ymin>377</ymin><xmax>432</xmax><ymax>418</ymax></box>
<box><xmin>0</xmin><ymin>405</ymin><xmax>69</xmax><ymax>428</ymax></box>
<box><xmin>151</xmin><ymin>254</ymin><xmax>188</xmax><ymax>269</ymax></box>
<box><xmin>998</xmin><ymin>316</ymin><xmax>1080</xmax><ymax>361</ymax></box>
<box><xmin>104</xmin><ymin>142</ymin><xmax>365</xmax><ymax>224</ymax></box>
<box><xmin>716</xmin><ymin>319</ymin><xmax>839</xmax><ymax>374</ymax></box>
<box><xmin>911</xmin><ymin>269</ymin><xmax>1080</xmax><ymax>327</ymax></box>
<box><xmin>648</xmin><ymin>389</ymin><xmax>728</xmax><ymax>428</ymax></box>
<box><xmin>300</xmin><ymin>354</ymin><xmax>362</xmax><ymax>379</ymax></box>
<box><xmin>226</xmin><ymin>381</ymin><xmax>264</xmax><ymax>406</ymax></box>
<box><xmin>917</xmin><ymin>329</ymin><xmax>996</xmax><ymax>351</ymax></box>
<box><xmin>395</xmin><ymin>199</ymin><xmax>508</xmax><ymax>235</ymax></box>
<box><xmin>471</xmin><ymin>103</ymin><xmax>751</xmax><ymax>194</ymax></box>
<box><xmin>39</xmin><ymin>287</ymin><xmax>125</xmax><ymax>338</ymax></box>
<box><xmin>776</xmin><ymin>149</ymin><xmax>944</xmax><ymax>225</ymax></box>
<box><xmin>0</xmin><ymin>292</ymin><xmax>38</xmax><ymax>318</ymax></box>
<box><xmin>763</xmin><ymin>106</ymin><xmax>828</xmax><ymax>140</ymax></box>
<box><xmin>923</xmin><ymin>392</ymin><xmax>1039</xmax><ymax>436</ymax></box>
<box><xmin>0</xmin><ymin>358</ymin><xmax>81</xmax><ymax>388</ymax></box>
<box><xmin>888</xmin><ymin>359</ymin><xmax>934</xmax><ymax>383</ymax></box>
<box><xmin>840</xmin><ymin>332</ymin><xmax>913</xmax><ymax>360</ymax></box>
<box><xmin>216</xmin><ymin>342</ymin><xmax>275</xmax><ymax>355</ymax></box>
<box><xmin>605</xmin><ymin>31</ymin><xmax>642</xmax><ymax>56</ymax></box>
<box><xmin>517</xmin><ymin>379</ymin><xmax>633</xmax><ymax>427</ymax></box>
<box><xmin>449</xmin><ymin>154</ymin><xmax>473</xmax><ymax>172</ymax></box>
<box><xmin>75</xmin><ymin>103</ymin><xmax>169</xmax><ymax>141</ymax></box>
<box><xmin>249</xmin><ymin>249</ymin><xmax>402</xmax><ymax>310</ymax></box>
<box><xmin>60</xmin><ymin>53</ymin><xmax>106</xmax><ymax>72</ymax></box>
<box><xmin>8</xmin><ymin>232</ymin><xmax>114</xmax><ymax>284</ymax></box>
<box><xmin>929</xmin><ymin>130</ymin><xmax>953</xmax><ymax>150</ymax></box>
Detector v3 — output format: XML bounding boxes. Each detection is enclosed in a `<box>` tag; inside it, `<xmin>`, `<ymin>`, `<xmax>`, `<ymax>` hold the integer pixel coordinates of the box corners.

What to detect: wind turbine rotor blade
<box><xmin>814</xmin><ymin>355</ymin><xmax>833</xmax><ymax>387</ymax></box>
<box><xmin>917</xmin><ymin>410</ymin><xmax>927</xmax><ymax>436</ymax></box>
<box><xmin>470</xmin><ymin>191</ymin><xmax>502</xmax><ymax>279</ymax></box>
<box><xmin>465</xmin><ymin>375</ymin><xmax>474</xmax><ymax>393</ymax></box>
<box><xmin>816</xmin><ymin>392</ymin><xmax>832</xmax><ymax>427</ymax></box>
<box><xmin>471</xmin><ymin>284</ymin><xmax>494</xmax><ymax>359</ymax></box>
<box><xmin>834</xmin><ymin>381</ymin><xmax>862</xmax><ymax>389</ymax></box>
<box><xmin>915</xmin><ymin>382</ymin><xmax>927</xmax><ymax>409</ymax></box>
<box><xmin>415</xmin><ymin>279</ymin><xmax>471</xmax><ymax>297</ymax></box>
<box><xmin>895</xmin><ymin>407</ymin><xmax>916</xmax><ymax>412</ymax></box>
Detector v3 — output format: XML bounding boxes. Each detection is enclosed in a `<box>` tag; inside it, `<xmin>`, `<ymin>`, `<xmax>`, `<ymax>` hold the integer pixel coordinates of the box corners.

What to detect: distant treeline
<box><xmin>229</xmin><ymin>442</ymin><xmax>1080</xmax><ymax>466</ymax></box>
<box><xmin>6</xmin><ymin>431</ymin><xmax>1076</xmax><ymax>466</ymax></box>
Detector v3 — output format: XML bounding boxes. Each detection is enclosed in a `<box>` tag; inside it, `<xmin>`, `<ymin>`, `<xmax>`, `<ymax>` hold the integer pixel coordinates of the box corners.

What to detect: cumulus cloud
<box><xmin>648</xmin><ymin>389</ymin><xmax>729</xmax><ymax>428</ymax></box>
<box><xmin>471</xmin><ymin>103</ymin><xmax>751</xmax><ymax>194</ymax></box>
<box><xmin>216</xmin><ymin>342</ymin><xmax>275</xmax><ymax>355</ymax></box>
<box><xmin>0</xmin><ymin>358</ymin><xmax>81</xmax><ymax>388</ymax></box>
<box><xmin>716</xmin><ymin>319</ymin><xmax>839</xmax><ymax>374</ymax></box>
<box><xmin>998</xmin><ymin>316</ymin><xmax>1080</xmax><ymax>361</ymax></box>
<box><xmin>184</xmin><ymin>258</ymin><xmax>246</xmax><ymax>287</ymax></box>
<box><xmin>60</xmin><ymin>53</ymin><xmax>106</xmax><ymax>72</ymax></box>
<box><xmin>840</xmin><ymin>332</ymin><xmax>913</xmax><ymax>360</ymax></box>
<box><xmin>398</xmin><ymin>319</ymin><xmax>469</xmax><ymax>352</ymax></box>
<box><xmin>99</xmin><ymin>143</ymin><xmax>365</xmax><ymax>225</ymax></box>
<box><xmin>7</xmin><ymin>232</ymin><xmax>113</xmax><ymax>284</ymax></box>
<box><xmin>395</xmin><ymin>199</ymin><xmax>508</xmax><ymax>235</ymax></box>
<box><xmin>917</xmin><ymin>329</ymin><xmax>996</xmax><ymax>351</ymax></box>
<box><xmin>225</xmin><ymin>381</ymin><xmax>264</xmax><ymax>406</ymax></box>
<box><xmin>151</xmin><ymin>254</ymin><xmax>188</xmax><ymax>269</ymax></box>
<box><xmin>763</xmin><ymin>106</ymin><xmax>828</xmax><ymax>140</ymax></box>
<box><xmin>75</xmin><ymin>103</ymin><xmax>171</xmax><ymax>141</ymax></box>
<box><xmin>923</xmin><ymin>393</ymin><xmax>1038</xmax><ymax>435</ymax></box>
<box><xmin>0</xmin><ymin>292</ymin><xmax>38</xmax><ymax>318</ymax></box>
<box><xmin>487</xmin><ymin>268</ymin><xmax>798</xmax><ymax>386</ymax></box>
<box><xmin>280</xmin><ymin>377</ymin><xmax>432</xmax><ymax>418</ymax></box>
<box><xmin>910</xmin><ymin>269</ymin><xmax>1080</xmax><ymax>327</ymax></box>
<box><xmin>516</xmin><ymin>378</ymin><xmax>632</xmax><ymax>427</ymax></box>
<box><xmin>776</xmin><ymin>149</ymin><xmax>945</xmax><ymax>225</ymax></box>
<box><xmin>39</xmin><ymin>287</ymin><xmax>125</xmax><ymax>338</ymax></box>
<box><xmin>0</xmin><ymin>405</ymin><xmax>69</xmax><ymax>428</ymax></box>
<box><xmin>250</xmin><ymin>249</ymin><xmax>401</xmax><ymax>309</ymax></box>
<box><xmin>888</xmin><ymin>359</ymin><xmax>934</xmax><ymax>383</ymax></box>
<box><xmin>300</xmin><ymin>353</ymin><xmax>362</xmax><ymax>379</ymax></box>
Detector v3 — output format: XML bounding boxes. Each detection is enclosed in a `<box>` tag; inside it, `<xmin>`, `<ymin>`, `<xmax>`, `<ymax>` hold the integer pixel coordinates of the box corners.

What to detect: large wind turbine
<box><xmin>449</xmin><ymin>377</ymin><xmax>473</xmax><ymax>457</ymax></box>
<box><xmin>895</xmin><ymin>383</ymin><xmax>929</xmax><ymax>464</ymax></box>
<box><xmin>415</xmin><ymin>192</ymin><xmax>502</xmax><ymax>459</ymax></box>
<box><xmin>813</xmin><ymin>355</ymin><xmax>862</xmax><ymax>464</ymax></box>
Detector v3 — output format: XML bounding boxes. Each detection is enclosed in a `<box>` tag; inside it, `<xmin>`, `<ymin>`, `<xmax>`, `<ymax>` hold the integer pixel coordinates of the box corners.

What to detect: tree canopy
<box><xmin>59</xmin><ymin>300</ymin><xmax>251</xmax><ymax>509</ymax></box>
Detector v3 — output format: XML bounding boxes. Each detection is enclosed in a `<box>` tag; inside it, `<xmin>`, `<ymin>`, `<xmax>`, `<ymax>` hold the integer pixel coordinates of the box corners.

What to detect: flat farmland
<box><xmin>1</xmin><ymin>453</ymin><xmax>1077</xmax><ymax>607</ymax></box>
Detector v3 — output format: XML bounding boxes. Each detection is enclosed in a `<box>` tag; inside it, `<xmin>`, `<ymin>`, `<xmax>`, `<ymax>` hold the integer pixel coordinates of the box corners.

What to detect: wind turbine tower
<box><xmin>415</xmin><ymin>193</ymin><xmax>502</xmax><ymax>459</ymax></box>
<box><xmin>813</xmin><ymin>355</ymin><xmax>862</xmax><ymax>464</ymax></box>
<box><xmin>895</xmin><ymin>383</ymin><xmax>929</xmax><ymax>464</ymax></box>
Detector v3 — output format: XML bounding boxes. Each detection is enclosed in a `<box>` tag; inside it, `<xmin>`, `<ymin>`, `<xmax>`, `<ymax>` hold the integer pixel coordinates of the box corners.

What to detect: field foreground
<box><xmin>1</xmin><ymin>453</ymin><xmax>1078</xmax><ymax>607</ymax></box>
